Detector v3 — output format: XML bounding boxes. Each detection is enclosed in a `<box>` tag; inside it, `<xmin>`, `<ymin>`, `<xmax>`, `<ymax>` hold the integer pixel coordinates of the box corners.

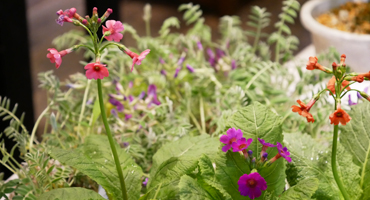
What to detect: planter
<box><xmin>300</xmin><ymin>0</ymin><xmax>370</xmax><ymax>72</ymax></box>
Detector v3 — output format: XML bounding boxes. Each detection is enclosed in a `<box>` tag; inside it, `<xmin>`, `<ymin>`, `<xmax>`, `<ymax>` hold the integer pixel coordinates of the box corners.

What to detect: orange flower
<box><xmin>306</xmin><ymin>56</ymin><xmax>318</xmax><ymax>70</ymax></box>
<box><xmin>340</xmin><ymin>54</ymin><xmax>346</xmax><ymax>66</ymax></box>
<box><xmin>291</xmin><ymin>100</ymin><xmax>315</xmax><ymax>123</ymax></box>
<box><xmin>327</xmin><ymin>76</ymin><xmax>351</xmax><ymax>94</ymax></box>
<box><xmin>359</xmin><ymin>71</ymin><xmax>370</xmax><ymax>79</ymax></box>
<box><xmin>351</xmin><ymin>75</ymin><xmax>364</xmax><ymax>83</ymax></box>
<box><xmin>329</xmin><ymin>108</ymin><xmax>351</xmax><ymax>125</ymax></box>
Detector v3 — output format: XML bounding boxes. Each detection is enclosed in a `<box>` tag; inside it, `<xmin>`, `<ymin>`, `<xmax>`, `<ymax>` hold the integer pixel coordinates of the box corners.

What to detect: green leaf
<box><xmin>341</xmin><ymin>103</ymin><xmax>370</xmax><ymax>199</ymax></box>
<box><xmin>179</xmin><ymin>175</ymin><xmax>223</xmax><ymax>200</ymax></box>
<box><xmin>144</xmin><ymin>135</ymin><xmax>219</xmax><ymax>199</ymax></box>
<box><xmin>284</xmin><ymin>132</ymin><xmax>362</xmax><ymax>199</ymax></box>
<box><xmin>38</xmin><ymin>188</ymin><xmax>106</xmax><ymax>200</ymax></box>
<box><xmin>279</xmin><ymin>178</ymin><xmax>319</xmax><ymax>199</ymax></box>
<box><xmin>280</xmin><ymin>24</ymin><xmax>291</xmax><ymax>35</ymax></box>
<box><xmin>50</xmin><ymin>135</ymin><xmax>142</xmax><ymax>200</ymax></box>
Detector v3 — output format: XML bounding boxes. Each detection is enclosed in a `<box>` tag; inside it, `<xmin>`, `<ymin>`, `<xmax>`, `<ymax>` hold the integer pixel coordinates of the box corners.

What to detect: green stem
<box><xmin>245</xmin><ymin>63</ymin><xmax>274</xmax><ymax>90</ymax></box>
<box><xmin>29</xmin><ymin>102</ymin><xmax>52</xmax><ymax>152</ymax></box>
<box><xmin>145</xmin><ymin>20</ymin><xmax>151</xmax><ymax>37</ymax></box>
<box><xmin>199</xmin><ymin>96</ymin><xmax>206</xmax><ymax>134</ymax></box>
<box><xmin>331</xmin><ymin>125</ymin><xmax>350</xmax><ymax>200</ymax></box>
<box><xmin>97</xmin><ymin>79</ymin><xmax>128</xmax><ymax>200</ymax></box>
<box><xmin>77</xmin><ymin>79</ymin><xmax>91</xmax><ymax>138</ymax></box>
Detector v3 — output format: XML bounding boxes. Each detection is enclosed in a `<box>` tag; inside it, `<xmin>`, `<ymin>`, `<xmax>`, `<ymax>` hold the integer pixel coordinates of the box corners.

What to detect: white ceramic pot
<box><xmin>300</xmin><ymin>0</ymin><xmax>370</xmax><ymax>72</ymax></box>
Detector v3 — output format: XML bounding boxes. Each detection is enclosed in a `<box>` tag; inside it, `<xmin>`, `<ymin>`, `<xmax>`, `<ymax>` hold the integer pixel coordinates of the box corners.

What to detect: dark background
<box><xmin>0</xmin><ymin>0</ymin><xmax>310</xmax><ymax>179</ymax></box>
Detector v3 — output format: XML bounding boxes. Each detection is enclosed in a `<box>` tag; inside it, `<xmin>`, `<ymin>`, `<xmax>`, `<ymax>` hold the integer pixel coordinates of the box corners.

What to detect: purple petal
<box><xmin>174</xmin><ymin>67</ymin><xmax>182</xmax><ymax>78</ymax></box>
<box><xmin>197</xmin><ymin>41</ymin><xmax>203</xmax><ymax>50</ymax></box>
<box><xmin>222</xmin><ymin>144</ymin><xmax>231</xmax><ymax>152</ymax></box>
<box><xmin>110</xmin><ymin>109</ymin><xmax>118</xmax><ymax>117</ymax></box>
<box><xmin>186</xmin><ymin>64</ymin><xmax>194</xmax><ymax>73</ymax></box>
<box><xmin>138</xmin><ymin>91</ymin><xmax>146</xmax><ymax>99</ymax></box>
<box><xmin>177</xmin><ymin>57</ymin><xmax>185</xmax><ymax>66</ymax></box>
<box><xmin>220</xmin><ymin>135</ymin><xmax>230</xmax><ymax>144</ymax></box>
<box><xmin>231</xmin><ymin>60</ymin><xmax>237</xmax><ymax>70</ymax></box>
<box><xmin>160</xmin><ymin>69</ymin><xmax>167</xmax><ymax>76</ymax></box>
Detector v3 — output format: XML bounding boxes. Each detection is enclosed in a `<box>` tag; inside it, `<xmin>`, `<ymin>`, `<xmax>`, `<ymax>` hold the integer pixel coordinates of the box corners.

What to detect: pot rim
<box><xmin>300</xmin><ymin>0</ymin><xmax>370</xmax><ymax>41</ymax></box>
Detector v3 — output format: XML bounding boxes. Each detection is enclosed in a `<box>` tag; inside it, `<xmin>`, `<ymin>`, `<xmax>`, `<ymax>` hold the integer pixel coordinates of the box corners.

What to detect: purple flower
<box><xmin>357</xmin><ymin>87</ymin><xmax>368</xmax><ymax>99</ymax></box>
<box><xmin>348</xmin><ymin>94</ymin><xmax>357</xmax><ymax>106</ymax></box>
<box><xmin>159</xmin><ymin>58</ymin><xmax>165</xmax><ymax>64</ymax></box>
<box><xmin>238</xmin><ymin>172</ymin><xmax>267</xmax><ymax>199</ymax></box>
<box><xmin>86</xmin><ymin>98</ymin><xmax>93</xmax><ymax>105</ymax></box>
<box><xmin>147</xmin><ymin>85</ymin><xmax>161</xmax><ymax>106</ymax></box>
<box><xmin>160</xmin><ymin>69</ymin><xmax>167</xmax><ymax>76</ymax></box>
<box><xmin>262</xmin><ymin>152</ymin><xmax>268</xmax><ymax>159</ymax></box>
<box><xmin>220</xmin><ymin>128</ymin><xmax>243</xmax><ymax>152</ymax></box>
<box><xmin>186</xmin><ymin>64</ymin><xmax>195</xmax><ymax>73</ymax></box>
<box><xmin>258</xmin><ymin>138</ymin><xmax>275</xmax><ymax>150</ymax></box>
<box><xmin>231</xmin><ymin>138</ymin><xmax>253</xmax><ymax>152</ymax></box>
<box><xmin>128</xmin><ymin>95</ymin><xmax>134</xmax><ymax>102</ymax></box>
<box><xmin>231</xmin><ymin>60</ymin><xmax>237</xmax><ymax>70</ymax></box>
<box><xmin>109</xmin><ymin>95</ymin><xmax>124</xmax><ymax>112</ymax></box>
<box><xmin>197</xmin><ymin>41</ymin><xmax>203</xmax><ymax>50</ymax></box>
<box><xmin>111</xmin><ymin>109</ymin><xmax>118</xmax><ymax>117</ymax></box>
<box><xmin>216</xmin><ymin>49</ymin><xmax>225</xmax><ymax>59</ymax></box>
<box><xmin>113</xmin><ymin>80</ymin><xmax>123</xmax><ymax>93</ymax></box>
<box><xmin>270</xmin><ymin>142</ymin><xmax>291</xmax><ymax>163</ymax></box>
<box><xmin>138</xmin><ymin>91</ymin><xmax>146</xmax><ymax>100</ymax></box>
<box><xmin>123</xmin><ymin>142</ymin><xmax>129</xmax><ymax>147</ymax></box>
<box><xmin>142</xmin><ymin>178</ymin><xmax>149</xmax><ymax>186</ymax></box>
<box><xmin>177</xmin><ymin>57</ymin><xmax>185</xmax><ymax>66</ymax></box>
<box><xmin>207</xmin><ymin>48</ymin><xmax>216</xmax><ymax>67</ymax></box>
<box><xmin>174</xmin><ymin>66</ymin><xmax>182</xmax><ymax>78</ymax></box>
<box><xmin>248</xmin><ymin>150</ymin><xmax>253</xmax><ymax>156</ymax></box>
<box><xmin>125</xmin><ymin>114</ymin><xmax>132</xmax><ymax>121</ymax></box>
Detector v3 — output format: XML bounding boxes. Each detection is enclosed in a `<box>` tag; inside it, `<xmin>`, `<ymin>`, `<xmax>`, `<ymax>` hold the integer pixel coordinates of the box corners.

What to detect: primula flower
<box><xmin>56</xmin><ymin>8</ymin><xmax>76</xmax><ymax>26</ymax></box>
<box><xmin>258</xmin><ymin>138</ymin><xmax>275</xmax><ymax>160</ymax></box>
<box><xmin>147</xmin><ymin>84</ymin><xmax>161</xmax><ymax>106</ymax></box>
<box><xmin>238</xmin><ymin>172</ymin><xmax>267</xmax><ymax>199</ymax></box>
<box><xmin>329</xmin><ymin>105</ymin><xmax>351</xmax><ymax>125</ymax></box>
<box><xmin>47</xmin><ymin>48</ymin><xmax>72</xmax><ymax>69</ymax></box>
<box><xmin>124</xmin><ymin>49</ymin><xmax>151</xmax><ymax>71</ymax></box>
<box><xmin>102</xmin><ymin>20</ymin><xmax>124</xmax><ymax>42</ymax></box>
<box><xmin>291</xmin><ymin>99</ymin><xmax>315</xmax><ymax>123</ymax></box>
<box><xmin>84</xmin><ymin>62</ymin><xmax>109</xmax><ymax>80</ymax></box>
<box><xmin>348</xmin><ymin>94</ymin><xmax>357</xmax><ymax>106</ymax></box>
<box><xmin>231</xmin><ymin>138</ymin><xmax>253</xmax><ymax>152</ymax></box>
<box><xmin>269</xmin><ymin>142</ymin><xmax>291</xmax><ymax>163</ymax></box>
<box><xmin>220</xmin><ymin>128</ymin><xmax>243</xmax><ymax>152</ymax></box>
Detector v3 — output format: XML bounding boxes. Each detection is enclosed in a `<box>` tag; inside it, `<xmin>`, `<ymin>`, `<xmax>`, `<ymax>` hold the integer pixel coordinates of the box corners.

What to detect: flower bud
<box><xmin>248</xmin><ymin>150</ymin><xmax>253</xmax><ymax>157</ymax></box>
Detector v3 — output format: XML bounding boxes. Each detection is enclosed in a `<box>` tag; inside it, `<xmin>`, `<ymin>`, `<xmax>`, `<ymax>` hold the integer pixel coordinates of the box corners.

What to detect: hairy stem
<box><xmin>97</xmin><ymin>79</ymin><xmax>128</xmax><ymax>200</ymax></box>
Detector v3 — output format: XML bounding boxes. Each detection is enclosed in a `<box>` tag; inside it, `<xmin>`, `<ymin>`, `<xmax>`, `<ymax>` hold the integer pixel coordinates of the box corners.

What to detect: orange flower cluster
<box><xmin>327</xmin><ymin>76</ymin><xmax>351</xmax><ymax>94</ymax></box>
<box><xmin>291</xmin><ymin>100</ymin><xmax>315</xmax><ymax>123</ymax></box>
<box><xmin>306</xmin><ymin>56</ymin><xmax>330</xmax><ymax>73</ymax></box>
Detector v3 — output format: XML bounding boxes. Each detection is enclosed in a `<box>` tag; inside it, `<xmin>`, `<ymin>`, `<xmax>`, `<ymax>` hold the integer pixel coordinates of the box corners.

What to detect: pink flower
<box><xmin>46</xmin><ymin>48</ymin><xmax>72</xmax><ymax>69</ymax></box>
<box><xmin>102</xmin><ymin>20</ymin><xmax>124</xmax><ymax>42</ymax></box>
<box><xmin>56</xmin><ymin>8</ymin><xmax>76</xmax><ymax>26</ymax></box>
<box><xmin>231</xmin><ymin>138</ymin><xmax>253</xmax><ymax>152</ymax></box>
<box><xmin>220</xmin><ymin>128</ymin><xmax>243</xmax><ymax>152</ymax></box>
<box><xmin>84</xmin><ymin>63</ymin><xmax>109</xmax><ymax>80</ymax></box>
<box><xmin>238</xmin><ymin>172</ymin><xmax>267</xmax><ymax>199</ymax></box>
<box><xmin>124</xmin><ymin>49</ymin><xmax>151</xmax><ymax>71</ymax></box>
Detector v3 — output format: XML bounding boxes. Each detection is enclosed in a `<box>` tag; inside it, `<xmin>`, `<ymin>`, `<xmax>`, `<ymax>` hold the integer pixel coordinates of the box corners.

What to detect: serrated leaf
<box><xmin>284</xmin><ymin>132</ymin><xmax>362</xmax><ymax>199</ymax></box>
<box><xmin>226</xmin><ymin>102</ymin><xmax>286</xmax><ymax>196</ymax></box>
<box><xmin>179</xmin><ymin>175</ymin><xmax>224</xmax><ymax>200</ymax></box>
<box><xmin>50</xmin><ymin>135</ymin><xmax>142</xmax><ymax>200</ymax></box>
<box><xmin>144</xmin><ymin>135</ymin><xmax>219</xmax><ymax>199</ymax></box>
<box><xmin>341</xmin><ymin>103</ymin><xmax>370</xmax><ymax>199</ymax></box>
<box><xmin>280</xmin><ymin>178</ymin><xmax>318</xmax><ymax>199</ymax></box>
<box><xmin>38</xmin><ymin>188</ymin><xmax>106</xmax><ymax>200</ymax></box>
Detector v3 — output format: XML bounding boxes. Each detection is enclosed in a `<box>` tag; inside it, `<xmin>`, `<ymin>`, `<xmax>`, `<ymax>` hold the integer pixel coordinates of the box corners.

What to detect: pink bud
<box><xmin>107</xmin><ymin>8</ymin><xmax>113</xmax><ymax>14</ymax></box>
<box><xmin>82</xmin><ymin>19</ymin><xmax>88</xmax><ymax>25</ymax></box>
<box><xmin>97</xmin><ymin>18</ymin><xmax>101</xmax><ymax>24</ymax></box>
<box><xmin>69</xmin><ymin>8</ymin><xmax>76</xmax><ymax>16</ymax></box>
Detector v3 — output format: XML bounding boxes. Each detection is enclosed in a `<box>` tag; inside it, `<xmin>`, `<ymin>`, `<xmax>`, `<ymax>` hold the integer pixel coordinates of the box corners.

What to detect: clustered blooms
<box><xmin>47</xmin><ymin>7</ymin><xmax>150</xmax><ymax>79</ymax></box>
<box><xmin>220</xmin><ymin>128</ymin><xmax>291</xmax><ymax>199</ymax></box>
<box><xmin>292</xmin><ymin>54</ymin><xmax>370</xmax><ymax>126</ymax></box>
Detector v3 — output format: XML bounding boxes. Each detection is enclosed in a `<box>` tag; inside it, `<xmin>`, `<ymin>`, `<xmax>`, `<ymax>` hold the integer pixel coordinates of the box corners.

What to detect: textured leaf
<box><xmin>279</xmin><ymin>178</ymin><xmax>319</xmax><ymax>199</ymax></box>
<box><xmin>38</xmin><ymin>188</ymin><xmax>105</xmax><ymax>200</ymax></box>
<box><xmin>50</xmin><ymin>135</ymin><xmax>142</xmax><ymax>200</ymax></box>
<box><xmin>179</xmin><ymin>175</ymin><xmax>224</xmax><ymax>200</ymax></box>
<box><xmin>227</xmin><ymin>102</ymin><xmax>286</xmax><ymax>196</ymax></box>
<box><xmin>144</xmin><ymin>135</ymin><xmax>219</xmax><ymax>199</ymax></box>
<box><xmin>284</xmin><ymin>132</ymin><xmax>362</xmax><ymax>199</ymax></box>
<box><xmin>341</xmin><ymin>103</ymin><xmax>370</xmax><ymax>199</ymax></box>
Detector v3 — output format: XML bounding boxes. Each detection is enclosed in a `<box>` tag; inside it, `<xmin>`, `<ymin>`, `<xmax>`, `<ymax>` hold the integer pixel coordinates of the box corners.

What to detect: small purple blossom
<box><xmin>159</xmin><ymin>58</ymin><xmax>165</xmax><ymax>64</ymax></box>
<box><xmin>142</xmin><ymin>178</ymin><xmax>149</xmax><ymax>186</ymax></box>
<box><xmin>272</xmin><ymin>142</ymin><xmax>292</xmax><ymax>163</ymax></box>
<box><xmin>55</xmin><ymin>8</ymin><xmax>75</xmax><ymax>26</ymax></box>
<box><xmin>262</xmin><ymin>152</ymin><xmax>268</xmax><ymax>159</ymax></box>
<box><xmin>160</xmin><ymin>69</ymin><xmax>167</xmax><ymax>76</ymax></box>
<box><xmin>231</xmin><ymin>138</ymin><xmax>253</xmax><ymax>152</ymax></box>
<box><xmin>197</xmin><ymin>41</ymin><xmax>203</xmax><ymax>50</ymax></box>
<box><xmin>238</xmin><ymin>172</ymin><xmax>267</xmax><ymax>199</ymax></box>
<box><xmin>348</xmin><ymin>94</ymin><xmax>357</xmax><ymax>106</ymax></box>
<box><xmin>258</xmin><ymin>138</ymin><xmax>275</xmax><ymax>148</ymax></box>
<box><xmin>86</xmin><ymin>98</ymin><xmax>93</xmax><ymax>105</ymax></box>
<box><xmin>220</xmin><ymin>128</ymin><xmax>243</xmax><ymax>152</ymax></box>
<box><xmin>138</xmin><ymin>91</ymin><xmax>146</xmax><ymax>100</ymax></box>
<box><xmin>186</xmin><ymin>64</ymin><xmax>195</xmax><ymax>73</ymax></box>
<box><xmin>109</xmin><ymin>95</ymin><xmax>124</xmax><ymax>112</ymax></box>
<box><xmin>123</xmin><ymin>142</ymin><xmax>129</xmax><ymax>147</ymax></box>
<box><xmin>125</xmin><ymin>114</ymin><xmax>132</xmax><ymax>121</ymax></box>
<box><xmin>248</xmin><ymin>150</ymin><xmax>253</xmax><ymax>157</ymax></box>
<box><xmin>174</xmin><ymin>66</ymin><xmax>182</xmax><ymax>78</ymax></box>
<box><xmin>207</xmin><ymin>48</ymin><xmax>216</xmax><ymax>67</ymax></box>
<box><xmin>113</xmin><ymin>80</ymin><xmax>123</xmax><ymax>93</ymax></box>
<box><xmin>177</xmin><ymin>57</ymin><xmax>185</xmax><ymax>66</ymax></box>
<box><xmin>147</xmin><ymin>85</ymin><xmax>161</xmax><ymax>106</ymax></box>
<box><xmin>216</xmin><ymin>49</ymin><xmax>225</xmax><ymax>59</ymax></box>
<box><xmin>110</xmin><ymin>109</ymin><xmax>118</xmax><ymax>117</ymax></box>
<box><xmin>231</xmin><ymin>60</ymin><xmax>237</xmax><ymax>70</ymax></box>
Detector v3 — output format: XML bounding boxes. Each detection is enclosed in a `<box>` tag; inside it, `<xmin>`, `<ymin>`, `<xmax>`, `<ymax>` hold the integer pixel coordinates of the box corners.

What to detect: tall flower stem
<box><xmin>331</xmin><ymin>123</ymin><xmax>350</xmax><ymax>200</ymax></box>
<box><xmin>97</xmin><ymin>79</ymin><xmax>128</xmax><ymax>200</ymax></box>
